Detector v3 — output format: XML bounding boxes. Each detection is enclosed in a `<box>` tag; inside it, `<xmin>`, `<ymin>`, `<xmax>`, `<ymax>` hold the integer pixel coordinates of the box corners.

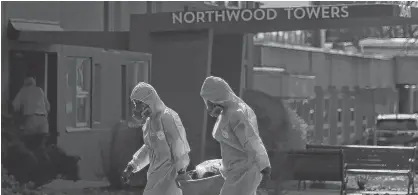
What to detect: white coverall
<box><xmin>200</xmin><ymin>76</ymin><xmax>271</xmax><ymax>195</ymax></box>
<box><xmin>129</xmin><ymin>82</ymin><xmax>191</xmax><ymax>195</ymax></box>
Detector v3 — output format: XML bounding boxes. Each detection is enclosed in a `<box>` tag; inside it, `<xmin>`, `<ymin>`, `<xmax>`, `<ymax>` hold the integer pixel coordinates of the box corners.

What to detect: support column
<box><xmin>354</xmin><ymin>86</ymin><xmax>366</xmax><ymax>141</ymax></box>
<box><xmin>132</xmin><ymin>30</ymin><xmax>214</xmax><ymax>166</ymax></box>
<box><xmin>210</xmin><ymin>34</ymin><xmax>244</xmax><ymax>95</ymax></box>
<box><xmin>206</xmin><ymin>33</ymin><xmax>245</xmax><ymax>160</ymax></box>
<box><xmin>342</xmin><ymin>86</ymin><xmax>352</xmax><ymax>144</ymax></box>
<box><xmin>365</xmin><ymin>88</ymin><xmax>376</xmax><ymax>129</ymax></box>
<box><xmin>1</xmin><ymin>2</ymin><xmax>9</xmax><ymax>112</ymax></box>
<box><xmin>314</xmin><ymin>86</ymin><xmax>324</xmax><ymax>144</ymax></box>
<box><xmin>328</xmin><ymin>86</ymin><xmax>338</xmax><ymax>145</ymax></box>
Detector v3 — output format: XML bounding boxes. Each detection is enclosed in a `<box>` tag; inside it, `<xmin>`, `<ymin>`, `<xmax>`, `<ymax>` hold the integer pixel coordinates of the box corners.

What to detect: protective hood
<box><xmin>130</xmin><ymin>82</ymin><xmax>166</xmax><ymax>114</ymax></box>
<box><xmin>24</xmin><ymin>77</ymin><xmax>36</xmax><ymax>87</ymax></box>
<box><xmin>200</xmin><ymin>76</ymin><xmax>237</xmax><ymax>106</ymax></box>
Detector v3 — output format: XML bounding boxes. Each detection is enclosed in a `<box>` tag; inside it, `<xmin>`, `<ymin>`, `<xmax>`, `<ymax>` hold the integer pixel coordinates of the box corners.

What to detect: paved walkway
<box><xmin>286</xmin><ymin>189</ymin><xmax>409</xmax><ymax>195</ymax></box>
<box><xmin>40</xmin><ymin>175</ymin><xmax>415</xmax><ymax>195</ymax></box>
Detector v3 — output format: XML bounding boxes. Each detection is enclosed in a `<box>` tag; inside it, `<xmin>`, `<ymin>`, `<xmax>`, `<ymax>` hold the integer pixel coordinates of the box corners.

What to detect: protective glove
<box><xmin>121</xmin><ymin>164</ymin><xmax>135</xmax><ymax>185</ymax></box>
<box><xmin>259</xmin><ymin>167</ymin><xmax>271</xmax><ymax>189</ymax></box>
<box><xmin>177</xmin><ymin>167</ymin><xmax>187</xmax><ymax>175</ymax></box>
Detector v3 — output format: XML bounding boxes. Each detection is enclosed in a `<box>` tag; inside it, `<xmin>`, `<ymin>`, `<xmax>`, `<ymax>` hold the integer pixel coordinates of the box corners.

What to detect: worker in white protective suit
<box><xmin>200</xmin><ymin>76</ymin><xmax>271</xmax><ymax>195</ymax></box>
<box><xmin>121</xmin><ymin>82</ymin><xmax>191</xmax><ymax>195</ymax></box>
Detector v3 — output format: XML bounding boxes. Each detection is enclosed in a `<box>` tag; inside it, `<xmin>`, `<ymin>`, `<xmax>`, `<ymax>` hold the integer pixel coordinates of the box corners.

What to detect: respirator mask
<box><xmin>205</xmin><ymin>100</ymin><xmax>224</xmax><ymax>118</ymax></box>
<box><xmin>132</xmin><ymin>99</ymin><xmax>152</xmax><ymax>124</ymax></box>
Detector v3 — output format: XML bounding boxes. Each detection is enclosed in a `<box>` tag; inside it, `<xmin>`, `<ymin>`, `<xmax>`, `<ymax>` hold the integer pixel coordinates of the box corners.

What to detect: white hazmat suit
<box><xmin>128</xmin><ymin>82</ymin><xmax>191</xmax><ymax>195</ymax></box>
<box><xmin>200</xmin><ymin>76</ymin><xmax>271</xmax><ymax>195</ymax></box>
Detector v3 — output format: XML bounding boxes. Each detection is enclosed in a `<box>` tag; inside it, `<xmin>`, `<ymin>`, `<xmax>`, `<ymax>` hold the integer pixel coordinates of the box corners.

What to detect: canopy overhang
<box><xmin>7</xmin><ymin>4</ymin><xmax>418</xmax><ymax>49</ymax></box>
<box><xmin>132</xmin><ymin>4</ymin><xmax>418</xmax><ymax>34</ymax></box>
<box><xmin>7</xmin><ymin>19</ymin><xmax>129</xmax><ymax>50</ymax></box>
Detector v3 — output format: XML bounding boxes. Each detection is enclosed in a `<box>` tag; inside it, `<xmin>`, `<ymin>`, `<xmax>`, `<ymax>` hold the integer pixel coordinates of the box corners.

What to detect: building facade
<box><xmin>1</xmin><ymin>1</ymin><xmax>229</xmax><ymax>180</ymax></box>
<box><xmin>2</xmin><ymin>2</ymin><xmax>417</xmax><ymax>182</ymax></box>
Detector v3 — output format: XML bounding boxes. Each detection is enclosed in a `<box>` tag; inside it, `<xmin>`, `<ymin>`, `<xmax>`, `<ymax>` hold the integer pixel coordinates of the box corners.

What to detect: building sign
<box><xmin>172</xmin><ymin>5</ymin><xmax>350</xmax><ymax>24</ymax></box>
<box><xmin>131</xmin><ymin>4</ymin><xmax>417</xmax><ymax>33</ymax></box>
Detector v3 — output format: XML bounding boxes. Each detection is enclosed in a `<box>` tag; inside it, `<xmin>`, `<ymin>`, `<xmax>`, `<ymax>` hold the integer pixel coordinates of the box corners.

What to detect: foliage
<box><xmin>242</xmin><ymin>89</ymin><xmax>312</xmax><ymax>185</ymax></box>
<box><xmin>2</xmin><ymin>165</ymin><xmax>43</xmax><ymax>195</ymax></box>
<box><xmin>100</xmin><ymin>121</ymin><xmax>146</xmax><ymax>189</ymax></box>
<box><xmin>282</xmin><ymin>102</ymin><xmax>311</xmax><ymax>149</ymax></box>
<box><xmin>316</xmin><ymin>1</ymin><xmax>418</xmax><ymax>52</ymax></box>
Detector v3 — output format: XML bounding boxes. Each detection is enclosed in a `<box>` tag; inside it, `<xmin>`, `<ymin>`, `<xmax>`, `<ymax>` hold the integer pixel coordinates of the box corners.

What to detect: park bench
<box><xmin>285</xmin><ymin>150</ymin><xmax>346</xmax><ymax>195</ymax></box>
<box><xmin>306</xmin><ymin>144</ymin><xmax>416</xmax><ymax>194</ymax></box>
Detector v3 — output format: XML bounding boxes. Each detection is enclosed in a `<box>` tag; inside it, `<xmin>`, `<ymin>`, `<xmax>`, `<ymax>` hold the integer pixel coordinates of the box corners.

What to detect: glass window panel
<box><xmin>66</xmin><ymin>56</ymin><xmax>92</xmax><ymax>128</ymax></box>
<box><xmin>76</xmin><ymin>96</ymin><xmax>89</xmax><ymax>127</ymax></box>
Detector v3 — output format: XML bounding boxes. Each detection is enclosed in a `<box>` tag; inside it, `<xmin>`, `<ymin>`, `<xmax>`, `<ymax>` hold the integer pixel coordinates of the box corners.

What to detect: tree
<box><xmin>317</xmin><ymin>1</ymin><xmax>418</xmax><ymax>51</ymax></box>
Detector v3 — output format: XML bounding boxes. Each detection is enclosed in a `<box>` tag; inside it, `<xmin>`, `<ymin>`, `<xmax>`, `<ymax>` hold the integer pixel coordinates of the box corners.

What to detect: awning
<box><xmin>7</xmin><ymin>18</ymin><xmax>129</xmax><ymax>50</ymax></box>
<box><xmin>134</xmin><ymin>4</ymin><xmax>418</xmax><ymax>33</ymax></box>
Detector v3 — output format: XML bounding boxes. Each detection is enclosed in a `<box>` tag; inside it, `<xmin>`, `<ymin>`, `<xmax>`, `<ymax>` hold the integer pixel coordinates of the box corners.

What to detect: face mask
<box><xmin>132</xmin><ymin>99</ymin><xmax>152</xmax><ymax>124</ymax></box>
<box><xmin>206</xmin><ymin>100</ymin><xmax>224</xmax><ymax>118</ymax></box>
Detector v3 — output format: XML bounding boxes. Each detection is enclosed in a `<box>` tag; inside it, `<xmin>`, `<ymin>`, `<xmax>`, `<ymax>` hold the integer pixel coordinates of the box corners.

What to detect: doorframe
<box><xmin>6</xmin><ymin>41</ymin><xmax>61</xmax><ymax>112</ymax></box>
<box><xmin>7</xmin><ymin>41</ymin><xmax>61</xmax><ymax>94</ymax></box>
<box><xmin>6</xmin><ymin>41</ymin><xmax>61</xmax><ymax>144</ymax></box>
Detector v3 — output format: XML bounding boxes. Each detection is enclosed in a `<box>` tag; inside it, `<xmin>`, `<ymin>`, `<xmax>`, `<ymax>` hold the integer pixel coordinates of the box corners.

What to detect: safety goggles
<box><xmin>131</xmin><ymin>99</ymin><xmax>152</xmax><ymax>123</ymax></box>
<box><xmin>205</xmin><ymin>100</ymin><xmax>224</xmax><ymax>118</ymax></box>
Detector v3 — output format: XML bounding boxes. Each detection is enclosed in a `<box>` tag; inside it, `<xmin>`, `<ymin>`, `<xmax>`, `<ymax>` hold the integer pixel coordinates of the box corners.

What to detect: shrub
<box><xmin>100</xmin><ymin>121</ymin><xmax>146</xmax><ymax>189</ymax></box>
<box><xmin>2</xmin><ymin>165</ymin><xmax>42</xmax><ymax>195</ymax></box>
<box><xmin>242</xmin><ymin>90</ymin><xmax>311</xmax><ymax>184</ymax></box>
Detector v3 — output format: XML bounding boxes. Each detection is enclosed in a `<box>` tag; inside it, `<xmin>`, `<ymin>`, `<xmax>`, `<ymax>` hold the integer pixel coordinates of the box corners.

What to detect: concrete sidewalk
<box><xmin>39</xmin><ymin>178</ymin><xmax>413</xmax><ymax>195</ymax></box>
<box><xmin>286</xmin><ymin>189</ymin><xmax>410</xmax><ymax>195</ymax></box>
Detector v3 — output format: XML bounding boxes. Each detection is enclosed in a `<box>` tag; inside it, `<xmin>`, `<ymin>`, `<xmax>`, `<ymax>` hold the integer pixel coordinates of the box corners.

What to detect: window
<box><xmin>376</xmin><ymin>119</ymin><xmax>418</xmax><ymax>131</ymax></box>
<box><xmin>66</xmin><ymin>57</ymin><xmax>92</xmax><ymax>129</ymax></box>
<box><xmin>254</xmin><ymin>2</ymin><xmax>262</xmax><ymax>8</ymax></box>
<box><xmin>226</xmin><ymin>1</ymin><xmax>240</xmax><ymax>9</ymax></box>
<box><xmin>204</xmin><ymin>1</ymin><xmax>218</xmax><ymax>6</ymax></box>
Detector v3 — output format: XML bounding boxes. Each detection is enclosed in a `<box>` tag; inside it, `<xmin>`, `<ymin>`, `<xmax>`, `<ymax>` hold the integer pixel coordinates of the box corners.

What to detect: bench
<box><xmin>306</xmin><ymin>144</ymin><xmax>416</xmax><ymax>194</ymax></box>
<box><xmin>285</xmin><ymin>150</ymin><xmax>346</xmax><ymax>195</ymax></box>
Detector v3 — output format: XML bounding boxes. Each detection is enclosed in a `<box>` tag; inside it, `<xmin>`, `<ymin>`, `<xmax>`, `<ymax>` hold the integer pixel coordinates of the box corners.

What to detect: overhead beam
<box><xmin>131</xmin><ymin>4</ymin><xmax>418</xmax><ymax>33</ymax></box>
<box><xmin>7</xmin><ymin>20</ymin><xmax>129</xmax><ymax>50</ymax></box>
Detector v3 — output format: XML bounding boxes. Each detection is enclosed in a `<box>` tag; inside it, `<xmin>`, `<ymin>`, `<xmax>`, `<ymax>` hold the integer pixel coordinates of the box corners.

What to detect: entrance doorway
<box><xmin>8</xmin><ymin>50</ymin><xmax>58</xmax><ymax>144</ymax></box>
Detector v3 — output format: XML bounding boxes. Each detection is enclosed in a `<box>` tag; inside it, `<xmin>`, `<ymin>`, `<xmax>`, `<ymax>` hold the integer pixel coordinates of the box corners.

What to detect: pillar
<box><xmin>365</xmin><ymin>88</ymin><xmax>376</xmax><ymax>129</ymax></box>
<box><xmin>210</xmin><ymin>34</ymin><xmax>244</xmax><ymax>96</ymax></box>
<box><xmin>2</xmin><ymin>2</ymin><xmax>9</xmax><ymax>112</ymax></box>
<box><xmin>205</xmin><ymin>33</ymin><xmax>245</xmax><ymax>160</ymax></box>
<box><xmin>132</xmin><ymin>30</ymin><xmax>214</xmax><ymax>166</ymax></box>
<box><xmin>353</xmin><ymin>86</ymin><xmax>367</xmax><ymax>141</ymax></box>
<box><xmin>328</xmin><ymin>86</ymin><xmax>338</xmax><ymax>145</ymax></box>
<box><xmin>341</xmin><ymin>86</ymin><xmax>352</xmax><ymax>144</ymax></box>
<box><xmin>314</xmin><ymin>86</ymin><xmax>324</xmax><ymax>144</ymax></box>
